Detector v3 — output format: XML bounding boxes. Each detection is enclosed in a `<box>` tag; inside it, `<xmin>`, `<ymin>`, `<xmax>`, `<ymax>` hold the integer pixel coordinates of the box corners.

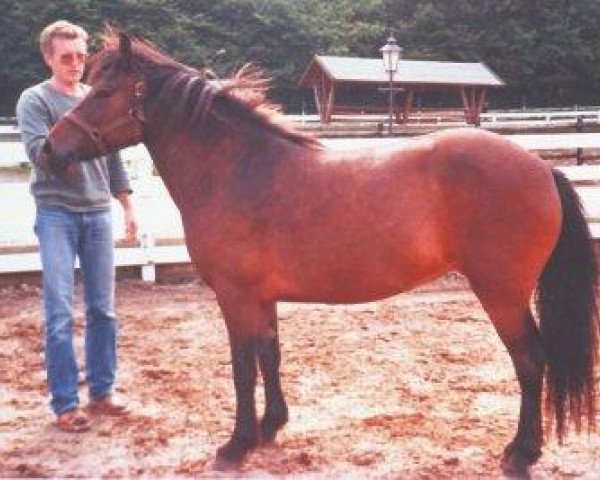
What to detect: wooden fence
<box><xmin>286</xmin><ymin>107</ymin><xmax>600</xmax><ymax>127</ymax></box>
<box><xmin>1</xmin><ymin>134</ymin><xmax>600</xmax><ymax>281</ymax></box>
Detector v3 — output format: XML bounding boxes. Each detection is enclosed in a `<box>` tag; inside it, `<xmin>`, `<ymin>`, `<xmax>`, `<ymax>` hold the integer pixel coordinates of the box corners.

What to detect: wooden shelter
<box><xmin>299</xmin><ymin>55</ymin><xmax>505</xmax><ymax>125</ymax></box>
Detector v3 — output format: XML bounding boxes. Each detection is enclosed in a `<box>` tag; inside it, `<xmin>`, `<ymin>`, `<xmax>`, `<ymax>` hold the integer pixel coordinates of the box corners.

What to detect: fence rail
<box><xmin>481</xmin><ymin>109</ymin><xmax>600</xmax><ymax>124</ymax></box>
<box><xmin>0</xmin><ymin>237</ymin><xmax>190</xmax><ymax>282</ymax></box>
<box><xmin>285</xmin><ymin>107</ymin><xmax>600</xmax><ymax>126</ymax></box>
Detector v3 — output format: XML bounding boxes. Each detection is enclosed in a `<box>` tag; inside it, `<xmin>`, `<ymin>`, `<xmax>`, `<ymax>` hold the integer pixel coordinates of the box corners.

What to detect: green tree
<box><xmin>3</xmin><ymin>0</ymin><xmax>600</xmax><ymax>114</ymax></box>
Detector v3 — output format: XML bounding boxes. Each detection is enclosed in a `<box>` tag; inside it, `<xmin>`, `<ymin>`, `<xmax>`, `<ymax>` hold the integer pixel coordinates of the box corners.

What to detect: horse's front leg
<box><xmin>213</xmin><ymin>291</ymin><xmax>274</xmax><ymax>470</ymax></box>
<box><xmin>214</xmin><ymin>334</ymin><xmax>260</xmax><ymax>469</ymax></box>
<box><xmin>257</xmin><ymin>307</ymin><xmax>288</xmax><ymax>444</ymax></box>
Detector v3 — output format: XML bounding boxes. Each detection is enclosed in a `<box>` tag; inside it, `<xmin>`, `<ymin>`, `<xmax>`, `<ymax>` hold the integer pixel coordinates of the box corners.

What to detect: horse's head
<box><xmin>39</xmin><ymin>32</ymin><xmax>147</xmax><ymax>170</ymax></box>
<box><xmin>39</xmin><ymin>29</ymin><xmax>318</xmax><ymax>174</ymax></box>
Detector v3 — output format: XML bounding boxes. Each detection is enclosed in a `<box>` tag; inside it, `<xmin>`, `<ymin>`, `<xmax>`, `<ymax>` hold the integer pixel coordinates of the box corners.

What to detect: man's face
<box><xmin>44</xmin><ymin>36</ymin><xmax>88</xmax><ymax>86</ymax></box>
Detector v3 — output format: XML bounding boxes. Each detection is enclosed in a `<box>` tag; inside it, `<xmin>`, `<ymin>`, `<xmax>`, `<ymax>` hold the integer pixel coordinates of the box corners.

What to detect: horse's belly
<box><xmin>275</xmin><ymin>242</ymin><xmax>449</xmax><ymax>304</ymax></box>
<box><xmin>280</xmin><ymin>273</ymin><xmax>445</xmax><ymax>304</ymax></box>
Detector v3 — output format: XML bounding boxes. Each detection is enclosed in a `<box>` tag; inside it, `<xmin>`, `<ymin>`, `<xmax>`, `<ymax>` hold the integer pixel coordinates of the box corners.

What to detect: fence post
<box><xmin>140</xmin><ymin>233</ymin><xmax>156</xmax><ymax>282</ymax></box>
<box><xmin>575</xmin><ymin>115</ymin><xmax>584</xmax><ymax>165</ymax></box>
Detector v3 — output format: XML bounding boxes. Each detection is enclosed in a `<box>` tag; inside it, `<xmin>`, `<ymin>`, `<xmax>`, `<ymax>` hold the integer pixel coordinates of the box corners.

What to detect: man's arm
<box><xmin>16</xmin><ymin>89</ymin><xmax>52</xmax><ymax>166</ymax></box>
<box><xmin>109</xmin><ymin>152</ymin><xmax>138</xmax><ymax>242</ymax></box>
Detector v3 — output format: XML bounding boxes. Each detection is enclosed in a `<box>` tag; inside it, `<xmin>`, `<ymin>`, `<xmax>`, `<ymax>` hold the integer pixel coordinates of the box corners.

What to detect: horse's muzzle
<box><xmin>36</xmin><ymin>139</ymin><xmax>53</xmax><ymax>169</ymax></box>
<box><xmin>37</xmin><ymin>139</ymin><xmax>77</xmax><ymax>177</ymax></box>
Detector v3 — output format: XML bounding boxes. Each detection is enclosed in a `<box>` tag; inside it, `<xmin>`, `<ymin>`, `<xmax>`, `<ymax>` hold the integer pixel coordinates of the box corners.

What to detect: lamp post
<box><xmin>380</xmin><ymin>36</ymin><xmax>402</xmax><ymax>135</ymax></box>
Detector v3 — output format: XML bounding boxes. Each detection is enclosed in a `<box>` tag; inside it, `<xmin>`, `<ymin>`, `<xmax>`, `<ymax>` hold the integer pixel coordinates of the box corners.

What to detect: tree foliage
<box><xmin>2</xmin><ymin>0</ymin><xmax>600</xmax><ymax>114</ymax></box>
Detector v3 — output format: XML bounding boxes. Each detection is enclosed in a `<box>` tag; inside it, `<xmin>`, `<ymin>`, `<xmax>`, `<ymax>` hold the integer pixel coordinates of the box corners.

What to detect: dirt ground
<box><xmin>1</xmin><ymin>275</ymin><xmax>599</xmax><ymax>479</ymax></box>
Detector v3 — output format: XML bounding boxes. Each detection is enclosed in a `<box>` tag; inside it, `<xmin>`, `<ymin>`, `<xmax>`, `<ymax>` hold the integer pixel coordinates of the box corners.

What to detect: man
<box><xmin>16</xmin><ymin>20</ymin><xmax>138</xmax><ymax>432</ymax></box>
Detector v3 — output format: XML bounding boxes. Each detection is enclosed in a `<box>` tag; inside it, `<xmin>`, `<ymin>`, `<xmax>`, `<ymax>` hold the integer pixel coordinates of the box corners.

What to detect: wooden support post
<box><xmin>313</xmin><ymin>84</ymin><xmax>324</xmax><ymax>123</ymax></box>
<box><xmin>473</xmin><ymin>88</ymin><xmax>487</xmax><ymax>126</ymax></box>
<box><xmin>460</xmin><ymin>87</ymin><xmax>471</xmax><ymax>124</ymax></box>
<box><xmin>313</xmin><ymin>73</ymin><xmax>329</xmax><ymax>123</ymax></box>
<box><xmin>470</xmin><ymin>87</ymin><xmax>477</xmax><ymax>124</ymax></box>
<box><xmin>313</xmin><ymin>74</ymin><xmax>335</xmax><ymax>124</ymax></box>
<box><xmin>461</xmin><ymin>86</ymin><xmax>484</xmax><ymax>125</ymax></box>
<box><xmin>401</xmin><ymin>88</ymin><xmax>414</xmax><ymax>124</ymax></box>
<box><xmin>324</xmin><ymin>78</ymin><xmax>335</xmax><ymax>124</ymax></box>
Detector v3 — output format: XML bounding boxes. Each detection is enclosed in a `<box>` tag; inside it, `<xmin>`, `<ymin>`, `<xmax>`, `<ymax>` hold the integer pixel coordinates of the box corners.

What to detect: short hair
<box><xmin>39</xmin><ymin>20</ymin><xmax>89</xmax><ymax>56</ymax></box>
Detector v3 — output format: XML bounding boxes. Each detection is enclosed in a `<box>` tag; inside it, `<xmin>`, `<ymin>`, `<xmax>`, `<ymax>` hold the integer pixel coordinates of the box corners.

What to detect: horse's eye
<box><xmin>101</xmin><ymin>62</ymin><xmax>112</xmax><ymax>72</ymax></box>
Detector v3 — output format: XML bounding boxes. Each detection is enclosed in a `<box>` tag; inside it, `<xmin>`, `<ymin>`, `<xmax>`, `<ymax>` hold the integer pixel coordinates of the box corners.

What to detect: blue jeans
<box><xmin>35</xmin><ymin>206</ymin><xmax>117</xmax><ymax>415</ymax></box>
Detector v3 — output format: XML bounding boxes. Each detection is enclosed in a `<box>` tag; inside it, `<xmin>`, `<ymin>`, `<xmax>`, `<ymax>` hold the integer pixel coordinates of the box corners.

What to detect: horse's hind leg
<box><xmin>497</xmin><ymin>309</ymin><xmax>544</xmax><ymax>476</ymax></box>
<box><xmin>470</xmin><ymin>282</ymin><xmax>545</xmax><ymax>477</ymax></box>
<box><xmin>257</xmin><ymin>308</ymin><xmax>289</xmax><ymax>443</ymax></box>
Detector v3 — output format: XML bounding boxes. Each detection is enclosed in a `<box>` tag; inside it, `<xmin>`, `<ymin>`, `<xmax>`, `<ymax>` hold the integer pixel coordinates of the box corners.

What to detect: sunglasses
<box><xmin>58</xmin><ymin>52</ymin><xmax>88</xmax><ymax>65</ymax></box>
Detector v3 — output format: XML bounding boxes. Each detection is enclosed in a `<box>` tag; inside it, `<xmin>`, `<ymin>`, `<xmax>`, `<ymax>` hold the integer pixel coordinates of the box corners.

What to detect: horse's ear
<box><xmin>119</xmin><ymin>33</ymin><xmax>133</xmax><ymax>61</ymax></box>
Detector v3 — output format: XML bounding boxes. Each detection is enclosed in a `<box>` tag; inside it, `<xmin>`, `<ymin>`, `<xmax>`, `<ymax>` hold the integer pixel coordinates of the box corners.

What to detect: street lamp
<box><xmin>380</xmin><ymin>36</ymin><xmax>402</xmax><ymax>135</ymax></box>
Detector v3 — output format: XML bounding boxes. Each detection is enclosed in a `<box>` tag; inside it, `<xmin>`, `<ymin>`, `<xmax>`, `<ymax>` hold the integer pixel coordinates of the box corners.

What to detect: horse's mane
<box><xmin>100</xmin><ymin>30</ymin><xmax>321</xmax><ymax>148</ymax></box>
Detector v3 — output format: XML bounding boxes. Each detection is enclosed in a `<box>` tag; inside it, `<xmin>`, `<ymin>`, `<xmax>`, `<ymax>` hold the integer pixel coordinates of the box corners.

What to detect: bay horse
<box><xmin>39</xmin><ymin>32</ymin><xmax>598</xmax><ymax>476</ymax></box>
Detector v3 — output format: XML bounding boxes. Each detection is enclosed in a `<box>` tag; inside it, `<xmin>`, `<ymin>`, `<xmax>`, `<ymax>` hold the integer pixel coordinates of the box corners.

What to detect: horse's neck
<box><xmin>143</xmin><ymin>124</ymin><xmax>244</xmax><ymax>208</ymax></box>
<box><xmin>143</xmin><ymin>112</ymin><xmax>313</xmax><ymax>212</ymax></box>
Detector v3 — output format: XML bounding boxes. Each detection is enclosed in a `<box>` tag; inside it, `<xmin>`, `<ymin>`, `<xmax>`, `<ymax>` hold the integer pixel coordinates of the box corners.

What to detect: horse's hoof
<box><xmin>212</xmin><ymin>438</ymin><xmax>256</xmax><ymax>471</ymax></box>
<box><xmin>501</xmin><ymin>454</ymin><xmax>531</xmax><ymax>479</ymax></box>
<box><xmin>260</xmin><ymin>411</ymin><xmax>288</xmax><ymax>445</ymax></box>
<box><xmin>501</xmin><ymin>443</ymin><xmax>540</xmax><ymax>479</ymax></box>
<box><xmin>211</xmin><ymin>455</ymin><xmax>240</xmax><ymax>472</ymax></box>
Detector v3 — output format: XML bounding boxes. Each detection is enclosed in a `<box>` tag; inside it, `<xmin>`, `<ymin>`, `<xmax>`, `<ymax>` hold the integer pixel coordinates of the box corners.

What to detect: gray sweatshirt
<box><xmin>16</xmin><ymin>80</ymin><xmax>131</xmax><ymax>212</ymax></box>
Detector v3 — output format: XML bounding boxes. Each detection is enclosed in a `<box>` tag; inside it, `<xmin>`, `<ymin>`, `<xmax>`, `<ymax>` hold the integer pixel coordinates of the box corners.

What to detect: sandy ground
<box><xmin>1</xmin><ymin>275</ymin><xmax>599</xmax><ymax>479</ymax></box>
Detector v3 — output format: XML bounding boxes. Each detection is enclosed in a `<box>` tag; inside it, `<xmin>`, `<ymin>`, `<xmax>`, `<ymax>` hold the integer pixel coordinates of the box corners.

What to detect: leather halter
<box><xmin>63</xmin><ymin>81</ymin><xmax>146</xmax><ymax>156</ymax></box>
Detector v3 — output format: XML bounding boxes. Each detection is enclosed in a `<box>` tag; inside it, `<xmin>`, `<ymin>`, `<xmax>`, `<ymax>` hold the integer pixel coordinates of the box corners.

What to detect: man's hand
<box><xmin>124</xmin><ymin>206</ymin><xmax>138</xmax><ymax>242</ymax></box>
<box><xmin>117</xmin><ymin>192</ymin><xmax>138</xmax><ymax>242</ymax></box>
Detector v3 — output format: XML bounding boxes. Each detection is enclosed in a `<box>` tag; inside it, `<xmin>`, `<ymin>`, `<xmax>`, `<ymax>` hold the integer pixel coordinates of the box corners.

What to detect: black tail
<box><xmin>536</xmin><ymin>169</ymin><xmax>599</xmax><ymax>442</ymax></box>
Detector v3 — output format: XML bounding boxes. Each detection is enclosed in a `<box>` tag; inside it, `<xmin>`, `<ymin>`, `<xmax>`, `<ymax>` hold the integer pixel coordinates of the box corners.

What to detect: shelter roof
<box><xmin>299</xmin><ymin>55</ymin><xmax>505</xmax><ymax>88</ymax></box>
